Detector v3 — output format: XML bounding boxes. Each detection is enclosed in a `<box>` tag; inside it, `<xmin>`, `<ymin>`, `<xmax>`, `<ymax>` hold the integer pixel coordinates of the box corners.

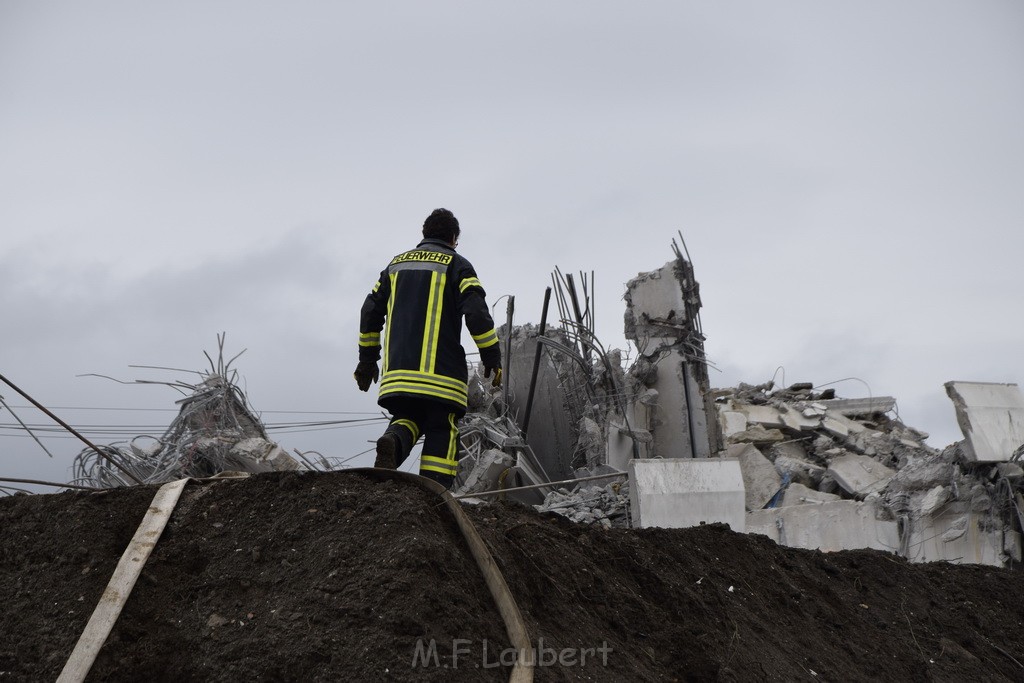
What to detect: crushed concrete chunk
<box><xmin>773</xmin><ymin>455</ymin><xmax>826</xmax><ymax>488</ymax></box>
<box><xmin>827</xmin><ymin>454</ymin><xmax>896</xmax><ymax>497</ymax></box>
<box><xmin>728</xmin><ymin>424</ymin><xmax>786</xmax><ymax>445</ymax></box>
<box><xmin>720</xmin><ymin>411</ymin><xmax>748</xmax><ymax>437</ymax></box>
<box><xmin>728</xmin><ymin>443</ymin><xmax>782</xmax><ymax>511</ymax></box>
<box><xmin>918</xmin><ymin>486</ymin><xmax>950</xmax><ymax>517</ymax></box>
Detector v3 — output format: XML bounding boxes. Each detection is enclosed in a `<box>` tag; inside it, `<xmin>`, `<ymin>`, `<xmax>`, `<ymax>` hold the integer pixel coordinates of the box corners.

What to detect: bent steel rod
<box><xmin>0</xmin><ymin>477</ymin><xmax>96</xmax><ymax>491</ymax></box>
<box><xmin>0</xmin><ymin>372</ymin><xmax>144</xmax><ymax>485</ymax></box>
<box><xmin>521</xmin><ymin>286</ymin><xmax>551</xmax><ymax>438</ymax></box>
<box><xmin>453</xmin><ymin>470</ymin><xmax>627</xmax><ymax>500</ymax></box>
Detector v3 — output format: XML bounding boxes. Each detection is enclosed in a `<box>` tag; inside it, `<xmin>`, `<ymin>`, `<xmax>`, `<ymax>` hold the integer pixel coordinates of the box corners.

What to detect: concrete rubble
<box><xmin>71</xmin><ymin>344</ymin><xmax>302</xmax><ymax>488</ymax></box>
<box><xmin>472</xmin><ymin>240</ymin><xmax>1024</xmax><ymax>569</ymax></box>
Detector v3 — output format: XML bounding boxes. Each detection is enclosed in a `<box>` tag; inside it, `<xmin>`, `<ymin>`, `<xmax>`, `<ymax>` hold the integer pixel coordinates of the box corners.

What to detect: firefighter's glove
<box><xmin>484</xmin><ymin>365</ymin><xmax>502</xmax><ymax>388</ymax></box>
<box><xmin>353</xmin><ymin>361</ymin><xmax>379</xmax><ymax>392</ymax></box>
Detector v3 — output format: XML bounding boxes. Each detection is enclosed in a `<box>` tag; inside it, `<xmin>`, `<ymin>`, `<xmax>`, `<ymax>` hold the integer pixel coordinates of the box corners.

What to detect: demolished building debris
<box><xmin>13</xmin><ymin>239</ymin><xmax>1021</xmax><ymax>572</ymax></box>
<box><xmin>71</xmin><ymin>339</ymin><xmax>304</xmax><ymax>488</ymax></box>
<box><xmin>476</xmin><ymin>238</ymin><xmax>1024</xmax><ymax>569</ymax></box>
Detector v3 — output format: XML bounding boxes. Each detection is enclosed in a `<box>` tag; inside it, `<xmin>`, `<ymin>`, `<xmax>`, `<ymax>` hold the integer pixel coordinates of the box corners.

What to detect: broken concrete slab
<box><xmin>779</xmin><ymin>406</ymin><xmax>821</xmax><ymax>432</ymax></box>
<box><xmin>827</xmin><ymin>454</ymin><xmax>896</xmax><ymax>497</ymax></box>
<box><xmin>747</xmin><ymin>500</ymin><xmax>899</xmax><ymax>554</ymax></box>
<box><xmin>628</xmin><ymin>458</ymin><xmax>745</xmax><ymax>531</ymax></box>
<box><xmin>779</xmin><ymin>483</ymin><xmax>841</xmax><ymax>507</ymax></box>
<box><xmin>903</xmin><ymin>509</ymin><xmax>1016</xmax><ymax>566</ymax></box>
<box><xmin>727</xmin><ymin>424</ymin><xmax>786</xmax><ymax>445</ymax></box>
<box><xmin>773</xmin><ymin>454</ymin><xmax>826</xmax><ymax>488</ymax></box>
<box><xmin>821</xmin><ymin>411</ymin><xmax>866</xmax><ymax>437</ymax></box>
<box><xmin>720</xmin><ymin>410</ymin><xmax>748</xmax><ymax>437</ymax></box>
<box><xmin>918</xmin><ymin>485</ymin><xmax>950</xmax><ymax>517</ymax></box>
<box><xmin>728</xmin><ymin>443</ymin><xmax>782</xmax><ymax>511</ymax></box>
<box><xmin>817</xmin><ymin>396</ymin><xmax>896</xmax><ymax>417</ymax></box>
<box><xmin>945</xmin><ymin>381</ymin><xmax>1024</xmax><ymax>462</ymax></box>
<box><xmin>736</xmin><ymin>404</ymin><xmax>786</xmax><ymax>429</ymax></box>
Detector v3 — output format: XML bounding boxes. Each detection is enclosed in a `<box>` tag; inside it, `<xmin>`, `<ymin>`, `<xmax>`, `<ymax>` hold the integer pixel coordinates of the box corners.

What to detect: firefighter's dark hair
<box><xmin>422</xmin><ymin>208</ymin><xmax>460</xmax><ymax>244</ymax></box>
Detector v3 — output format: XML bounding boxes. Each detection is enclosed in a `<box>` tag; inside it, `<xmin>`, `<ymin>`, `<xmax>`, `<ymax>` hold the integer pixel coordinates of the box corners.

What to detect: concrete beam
<box><xmin>816</xmin><ymin>396</ymin><xmax>896</xmax><ymax>416</ymax></box>
<box><xmin>827</xmin><ymin>453</ymin><xmax>896</xmax><ymax>497</ymax></box>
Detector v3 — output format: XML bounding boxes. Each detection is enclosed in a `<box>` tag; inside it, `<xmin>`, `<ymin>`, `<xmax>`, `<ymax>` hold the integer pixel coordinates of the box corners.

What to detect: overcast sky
<box><xmin>2</xmin><ymin>2</ymin><xmax>1022</xmax><ymax>490</ymax></box>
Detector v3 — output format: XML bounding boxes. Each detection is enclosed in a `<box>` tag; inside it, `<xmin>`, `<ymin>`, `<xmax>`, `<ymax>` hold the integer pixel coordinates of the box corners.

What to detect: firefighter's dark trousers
<box><xmin>381</xmin><ymin>398</ymin><xmax>461</xmax><ymax>488</ymax></box>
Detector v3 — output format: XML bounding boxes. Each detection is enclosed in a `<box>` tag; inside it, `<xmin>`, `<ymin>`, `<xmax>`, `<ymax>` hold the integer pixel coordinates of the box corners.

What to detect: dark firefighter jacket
<box><xmin>358</xmin><ymin>238</ymin><xmax>501</xmax><ymax>414</ymax></box>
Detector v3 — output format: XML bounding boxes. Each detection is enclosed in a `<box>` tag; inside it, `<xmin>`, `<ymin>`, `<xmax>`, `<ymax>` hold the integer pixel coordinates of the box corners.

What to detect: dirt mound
<box><xmin>2</xmin><ymin>471</ymin><xmax>1022</xmax><ymax>681</ymax></box>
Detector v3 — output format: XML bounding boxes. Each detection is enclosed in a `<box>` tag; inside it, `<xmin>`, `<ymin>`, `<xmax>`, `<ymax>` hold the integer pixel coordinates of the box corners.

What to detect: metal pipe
<box><xmin>521</xmin><ymin>287</ymin><xmax>552</xmax><ymax>438</ymax></box>
<box><xmin>0</xmin><ymin>372</ymin><xmax>144</xmax><ymax>485</ymax></box>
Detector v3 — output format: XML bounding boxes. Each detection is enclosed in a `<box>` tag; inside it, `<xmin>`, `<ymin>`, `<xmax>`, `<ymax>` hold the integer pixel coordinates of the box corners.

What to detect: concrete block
<box><xmin>720</xmin><ymin>410</ymin><xmax>748</xmax><ymax>437</ymax></box>
<box><xmin>945</xmin><ymin>381</ymin><xmax>1024</xmax><ymax>462</ymax></box>
<box><xmin>746</xmin><ymin>500</ymin><xmax>899</xmax><ymax>553</ymax></box>
<box><xmin>827</xmin><ymin>454</ymin><xmax>896</xmax><ymax>497</ymax></box>
<box><xmin>623</xmin><ymin>262</ymin><xmax>689</xmax><ymax>345</ymax></box>
<box><xmin>823</xmin><ymin>411</ymin><xmax>867</xmax><ymax>435</ymax></box>
<box><xmin>628</xmin><ymin>458</ymin><xmax>745</xmax><ymax>531</ymax></box>
<box><xmin>737</xmin><ymin>404</ymin><xmax>786</xmax><ymax>428</ymax></box>
<box><xmin>903</xmin><ymin>509</ymin><xmax>1009</xmax><ymax>566</ymax></box>
<box><xmin>455</xmin><ymin>448</ymin><xmax>516</xmax><ymax>496</ymax></box>
<box><xmin>727</xmin><ymin>443</ymin><xmax>782</xmax><ymax>511</ymax></box>
<box><xmin>779</xmin><ymin>406</ymin><xmax>820</xmax><ymax>431</ymax></box>
<box><xmin>779</xmin><ymin>483</ymin><xmax>841</xmax><ymax>507</ymax></box>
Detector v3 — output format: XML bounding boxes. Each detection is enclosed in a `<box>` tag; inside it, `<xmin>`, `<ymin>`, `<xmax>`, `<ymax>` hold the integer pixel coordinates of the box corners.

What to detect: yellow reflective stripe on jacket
<box><xmin>420</xmin><ymin>455</ymin><xmax>458</xmax><ymax>475</ymax></box>
<box><xmin>383</xmin><ymin>369</ymin><xmax>468</xmax><ymax>395</ymax></box>
<box><xmin>372</xmin><ymin>280</ymin><xmax>381</xmax><ymax>293</ymax></box>
<box><xmin>419</xmin><ymin>272</ymin><xmax>446</xmax><ymax>373</ymax></box>
<box><xmin>383</xmin><ymin>272</ymin><xmax>397</xmax><ymax>373</ymax></box>
<box><xmin>359</xmin><ymin>331</ymin><xmax>381</xmax><ymax>347</ymax></box>
<box><xmin>393</xmin><ymin>419</ymin><xmax>420</xmax><ymax>443</ymax></box>
<box><xmin>379</xmin><ymin>381</ymin><xmax>467</xmax><ymax>406</ymax></box>
<box><xmin>459</xmin><ymin>277</ymin><xmax>483</xmax><ymax>293</ymax></box>
<box><xmin>472</xmin><ymin>328</ymin><xmax>499</xmax><ymax>349</ymax></box>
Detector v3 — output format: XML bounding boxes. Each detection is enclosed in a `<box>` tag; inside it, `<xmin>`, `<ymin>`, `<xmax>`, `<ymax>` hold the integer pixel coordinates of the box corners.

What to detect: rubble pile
<box><xmin>718</xmin><ymin>380</ymin><xmax>1023</xmax><ymax>567</ymax></box>
<box><xmin>71</xmin><ymin>342</ymin><xmax>300</xmax><ymax>488</ymax></box>
<box><xmin>534</xmin><ymin>469</ymin><xmax>630</xmax><ymax>527</ymax></box>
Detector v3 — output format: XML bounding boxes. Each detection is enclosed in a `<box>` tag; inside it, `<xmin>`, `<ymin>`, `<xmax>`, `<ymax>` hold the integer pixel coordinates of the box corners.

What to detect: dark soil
<box><xmin>1</xmin><ymin>470</ymin><xmax>1022</xmax><ymax>682</ymax></box>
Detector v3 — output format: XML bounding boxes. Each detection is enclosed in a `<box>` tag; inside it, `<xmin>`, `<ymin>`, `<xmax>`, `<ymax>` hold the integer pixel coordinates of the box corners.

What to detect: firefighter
<box><xmin>354</xmin><ymin>208</ymin><xmax>502</xmax><ymax>488</ymax></box>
